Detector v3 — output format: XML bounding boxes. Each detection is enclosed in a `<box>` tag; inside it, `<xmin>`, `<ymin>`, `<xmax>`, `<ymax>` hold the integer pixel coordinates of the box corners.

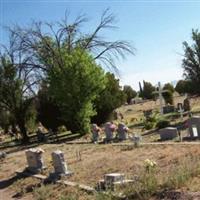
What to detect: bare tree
<box><xmin>0</xmin><ymin>31</ymin><xmax>41</xmax><ymax>142</ymax></box>
<box><xmin>8</xmin><ymin>9</ymin><xmax>135</xmax><ymax>74</ymax></box>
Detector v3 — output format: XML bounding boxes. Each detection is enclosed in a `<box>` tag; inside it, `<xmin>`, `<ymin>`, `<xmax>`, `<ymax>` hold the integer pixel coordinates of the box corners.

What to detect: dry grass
<box><xmin>2</xmin><ymin>143</ymin><xmax>200</xmax><ymax>199</ymax></box>
<box><xmin>1</xmin><ymin>95</ymin><xmax>200</xmax><ymax>199</ymax></box>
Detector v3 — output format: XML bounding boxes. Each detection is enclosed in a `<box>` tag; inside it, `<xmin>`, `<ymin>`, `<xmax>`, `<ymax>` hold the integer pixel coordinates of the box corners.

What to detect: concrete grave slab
<box><xmin>159</xmin><ymin>127</ymin><xmax>178</xmax><ymax>140</ymax></box>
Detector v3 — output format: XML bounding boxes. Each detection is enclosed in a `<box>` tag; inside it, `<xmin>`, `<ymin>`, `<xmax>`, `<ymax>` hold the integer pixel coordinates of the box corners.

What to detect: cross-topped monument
<box><xmin>177</xmin><ymin>103</ymin><xmax>184</xmax><ymax>121</ymax></box>
<box><xmin>153</xmin><ymin>82</ymin><xmax>168</xmax><ymax>115</ymax></box>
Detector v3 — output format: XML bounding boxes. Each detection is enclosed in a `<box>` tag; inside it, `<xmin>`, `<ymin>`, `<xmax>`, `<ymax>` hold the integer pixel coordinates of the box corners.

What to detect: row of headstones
<box><xmin>159</xmin><ymin>116</ymin><xmax>200</xmax><ymax>140</ymax></box>
<box><xmin>25</xmin><ymin>148</ymin><xmax>129</xmax><ymax>190</ymax></box>
<box><xmin>92</xmin><ymin>122</ymin><xmax>129</xmax><ymax>143</ymax></box>
<box><xmin>25</xmin><ymin>148</ymin><xmax>71</xmax><ymax>175</ymax></box>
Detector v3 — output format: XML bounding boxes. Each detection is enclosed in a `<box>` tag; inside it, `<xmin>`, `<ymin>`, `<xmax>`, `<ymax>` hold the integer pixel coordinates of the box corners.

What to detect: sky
<box><xmin>0</xmin><ymin>0</ymin><xmax>200</xmax><ymax>90</ymax></box>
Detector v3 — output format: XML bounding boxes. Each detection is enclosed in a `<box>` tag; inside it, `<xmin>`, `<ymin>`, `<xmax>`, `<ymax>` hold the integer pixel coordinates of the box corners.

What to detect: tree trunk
<box><xmin>18</xmin><ymin>119</ymin><xmax>29</xmax><ymax>143</ymax></box>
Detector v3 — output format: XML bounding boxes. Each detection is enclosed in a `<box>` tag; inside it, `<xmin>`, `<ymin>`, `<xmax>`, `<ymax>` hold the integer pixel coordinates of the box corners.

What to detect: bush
<box><xmin>123</xmin><ymin>159</ymin><xmax>158</xmax><ymax>200</ymax></box>
<box><xmin>156</xmin><ymin>119</ymin><xmax>170</xmax><ymax>129</ymax></box>
<box><xmin>143</xmin><ymin>113</ymin><xmax>158</xmax><ymax>130</ymax></box>
<box><xmin>144</xmin><ymin>121</ymin><xmax>155</xmax><ymax>130</ymax></box>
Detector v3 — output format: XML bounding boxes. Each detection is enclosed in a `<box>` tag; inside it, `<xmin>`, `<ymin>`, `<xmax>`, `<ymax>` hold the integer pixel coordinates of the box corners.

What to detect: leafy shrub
<box><xmin>144</xmin><ymin>121</ymin><xmax>155</xmax><ymax>130</ymax></box>
<box><xmin>123</xmin><ymin>159</ymin><xmax>158</xmax><ymax>200</ymax></box>
<box><xmin>143</xmin><ymin>113</ymin><xmax>158</xmax><ymax>130</ymax></box>
<box><xmin>156</xmin><ymin>119</ymin><xmax>170</xmax><ymax>129</ymax></box>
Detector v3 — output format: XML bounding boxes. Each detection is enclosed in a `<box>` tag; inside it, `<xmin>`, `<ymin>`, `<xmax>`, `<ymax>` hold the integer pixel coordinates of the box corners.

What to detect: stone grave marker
<box><xmin>132</xmin><ymin>134</ymin><xmax>142</xmax><ymax>147</ymax></box>
<box><xmin>25</xmin><ymin>148</ymin><xmax>45</xmax><ymax>173</ymax></box>
<box><xmin>159</xmin><ymin>127</ymin><xmax>178</xmax><ymax>140</ymax></box>
<box><xmin>153</xmin><ymin>82</ymin><xmax>168</xmax><ymax>115</ymax></box>
<box><xmin>163</xmin><ymin>105</ymin><xmax>175</xmax><ymax>114</ymax></box>
<box><xmin>0</xmin><ymin>151</ymin><xmax>6</xmax><ymax>160</ymax></box>
<box><xmin>177</xmin><ymin>103</ymin><xmax>184</xmax><ymax>121</ymax></box>
<box><xmin>51</xmin><ymin>150</ymin><xmax>72</xmax><ymax>176</ymax></box>
<box><xmin>188</xmin><ymin>116</ymin><xmax>200</xmax><ymax>138</ymax></box>
<box><xmin>117</xmin><ymin>123</ymin><xmax>129</xmax><ymax>141</ymax></box>
<box><xmin>104</xmin><ymin>173</ymin><xmax>124</xmax><ymax>185</ymax></box>
<box><xmin>104</xmin><ymin>122</ymin><xmax>116</xmax><ymax>142</ymax></box>
<box><xmin>98</xmin><ymin>173</ymin><xmax>133</xmax><ymax>191</ymax></box>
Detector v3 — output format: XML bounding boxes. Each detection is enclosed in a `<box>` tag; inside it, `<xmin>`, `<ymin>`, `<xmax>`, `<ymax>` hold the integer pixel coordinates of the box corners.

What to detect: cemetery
<box><xmin>1</xmin><ymin>2</ymin><xmax>200</xmax><ymax>200</ymax></box>
<box><xmin>1</xmin><ymin>94</ymin><xmax>200</xmax><ymax>199</ymax></box>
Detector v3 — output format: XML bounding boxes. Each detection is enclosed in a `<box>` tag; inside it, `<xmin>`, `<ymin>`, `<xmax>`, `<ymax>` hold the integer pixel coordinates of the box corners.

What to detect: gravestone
<box><xmin>117</xmin><ymin>123</ymin><xmax>128</xmax><ymax>140</ymax></box>
<box><xmin>51</xmin><ymin>150</ymin><xmax>72</xmax><ymax>175</ymax></box>
<box><xmin>159</xmin><ymin>127</ymin><xmax>178</xmax><ymax>140</ymax></box>
<box><xmin>130</xmin><ymin>97</ymin><xmax>143</xmax><ymax>104</ymax></box>
<box><xmin>163</xmin><ymin>105</ymin><xmax>175</xmax><ymax>114</ymax></box>
<box><xmin>98</xmin><ymin>173</ymin><xmax>133</xmax><ymax>191</ymax></box>
<box><xmin>25</xmin><ymin>148</ymin><xmax>45</xmax><ymax>173</ymax></box>
<box><xmin>36</xmin><ymin>123</ymin><xmax>47</xmax><ymax>142</ymax></box>
<box><xmin>183</xmin><ymin>98</ymin><xmax>191</xmax><ymax>111</ymax></box>
<box><xmin>104</xmin><ymin>173</ymin><xmax>125</xmax><ymax>185</ymax></box>
<box><xmin>143</xmin><ymin>109</ymin><xmax>153</xmax><ymax>120</ymax></box>
<box><xmin>132</xmin><ymin>134</ymin><xmax>142</xmax><ymax>147</ymax></box>
<box><xmin>104</xmin><ymin>122</ymin><xmax>116</xmax><ymax>142</ymax></box>
<box><xmin>177</xmin><ymin>103</ymin><xmax>184</xmax><ymax>121</ymax></box>
<box><xmin>91</xmin><ymin>124</ymin><xmax>100</xmax><ymax>143</ymax></box>
<box><xmin>0</xmin><ymin>151</ymin><xmax>6</xmax><ymax>160</ymax></box>
<box><xmin>188</xmin><ymin>116</ymin><xmax>200</xmax><ymax>138</ymax></box>
<box><xmin>177</xmin><ymin>103</ymin><xmax>183</xmax><ymax>111</ymax></box>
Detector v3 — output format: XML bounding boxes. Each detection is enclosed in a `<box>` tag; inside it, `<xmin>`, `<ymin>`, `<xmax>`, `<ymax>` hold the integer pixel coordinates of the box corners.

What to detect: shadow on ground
<box><xmin>0</xmin><ymin>132</ymin><xmax>82</xmax><ymax>155</ymax></box>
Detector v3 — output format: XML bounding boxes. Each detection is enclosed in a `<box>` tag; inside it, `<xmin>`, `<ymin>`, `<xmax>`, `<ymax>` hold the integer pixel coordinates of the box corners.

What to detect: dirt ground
<box><xmin>1</xmin><ymin>143</ymin><xmax>200</xmax><ymax>199</ymax></box>
<box><xmin>1</xmin><ymin>95</ymin><xmax>200</xmax><ymax>199</ymax></box>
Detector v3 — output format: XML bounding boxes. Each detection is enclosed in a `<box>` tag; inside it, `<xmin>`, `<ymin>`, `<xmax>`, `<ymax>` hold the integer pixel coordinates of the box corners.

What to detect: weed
<box><xmin>33</xmin><ymin>185</ymin><xmax>53</xmax><ymax>200</ymax></box>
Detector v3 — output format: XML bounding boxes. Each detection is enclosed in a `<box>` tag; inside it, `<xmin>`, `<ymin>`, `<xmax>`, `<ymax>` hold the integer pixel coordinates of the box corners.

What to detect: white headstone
<box><xmin>132</xmin><ymin>134</ymin><xmax>142</xmax><ymax>147</ymax></box>
<box><xmin>25</xmin><ymin>148</ymin><xmax>45</xmax><ymax>173</ymax></box>
<box><xmin>98</xmin><ymin>173</ymin><xmax>134</xmax><ymax>191</ymax></box>
<box><xmin>178</xmin><ymin>104</ymin><xmax>184</xmax><ymax>121</ymax></box>
<box><xmin>104</xmin><ymin>173</ymin><xmax>125</xmax><ymax>186</ymax></box>
<box><xmin>51</xmin><ymin>150</ymin><xmax>72</xmax><ymax>175</ymax></box>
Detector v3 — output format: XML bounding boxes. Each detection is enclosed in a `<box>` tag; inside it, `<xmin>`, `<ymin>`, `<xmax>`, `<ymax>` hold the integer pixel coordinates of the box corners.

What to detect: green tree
<box><xmin>175</xmin><ymin>80</ymin><xmax>196</xmax><ymax>95</ymax></box>
<box><xmin>182</xmin><ymin>29</ymin><xmax>200</xmax><ymax>94</ymax></box>
<box><xmin>92</xmin><ymin>72</ymin><xmax>126</xmax><ymax>124</ymax></box>
<box><xmin>47</xmin><ymin>49</ymin><xmax>105</xmax><ymax>134</ymax></box>
<box><xmin>37</xmin><ymin>82</ymin><xmax>64</xmax><ymax>131</ymax></box>
<box><xmin>140</xmin><ymin>81</ymin><xmax>155</xmax><ymax>100</ymax></box>
<box><xmin>0</xmin><ymin>108</ymin><xmax>10</xmax><ymax>133</ymax></box>
<box><xmin>9</xmin><ymin>10</ymin><xmax>134</xmax><ymax>135</ymax></box>
<box><xmin>123</xmin><ymin>85</ymin><xmax>137</xmax><ymax>104</ymax></box>
<box><xmin>162</xmin><ymin>83</ymin><xmax>174</xmax><ymax>105</ymax></box>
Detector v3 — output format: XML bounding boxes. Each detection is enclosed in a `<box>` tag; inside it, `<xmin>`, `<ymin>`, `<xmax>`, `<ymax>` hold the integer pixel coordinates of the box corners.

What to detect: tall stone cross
<box><xmin>178</xmin><ymin>104</ymin><xmax>184</xmax><ymax>121</ymax></box>
<box><xmin>153</xmin><ymin>82</ymin><xmax>168</xmax><ymax>115</ymax></box>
